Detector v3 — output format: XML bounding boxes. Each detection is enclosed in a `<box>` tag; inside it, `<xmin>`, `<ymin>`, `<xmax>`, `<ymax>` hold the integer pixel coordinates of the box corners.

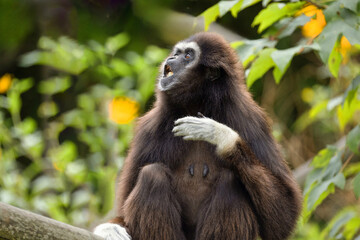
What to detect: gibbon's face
<box><xmin>158</xmin><ymin>41</ymin><xmax>201</xmax><ymax>92</ymax></box>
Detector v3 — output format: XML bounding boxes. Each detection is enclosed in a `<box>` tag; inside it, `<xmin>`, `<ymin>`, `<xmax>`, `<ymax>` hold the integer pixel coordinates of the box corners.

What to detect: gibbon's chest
<box><xmin>172</xmin><ymin>142</ymin><xmax>220</xmax><ymax>226</ymax></box>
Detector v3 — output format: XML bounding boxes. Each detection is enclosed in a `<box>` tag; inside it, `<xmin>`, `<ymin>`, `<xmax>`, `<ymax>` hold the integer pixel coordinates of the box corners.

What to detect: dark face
<box><xmin>158</xmin><ymin>41</ymin><xmax>201</xmax><ymax>92</ymax></box>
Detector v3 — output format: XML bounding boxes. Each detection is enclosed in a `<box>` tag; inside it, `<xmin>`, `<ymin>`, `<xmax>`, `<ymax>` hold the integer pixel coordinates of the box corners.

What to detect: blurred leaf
<box><xmin>97</xmin><ymin>167</ymin><xmax>117</xmax><ymax>214</ymax></box>
<box><xmin>347</xmin><ymin>125</ymin><xmax>360</xmax><ymax>155</ymax></box>
<box><xmin>20</xmin><ymin>37</ymin><xmax>96</xmax><ymax>75</ymax></box>
<box><xmin>271</xmin><ymin>45</ymin><xmax>302</xmax><ymax>72</ymax></box>
<box><xmin>201</xmin><ymin>4</ymin><xmax>220</xmax><ymax>31</ymax></box>
<box><xmin>262</xmin><ymin>0</ymin><xmax>271</xmax><ymax>7</ymax></box>
<box><xmin>325</xmin><ymin>210</ymin><xmax>356</xmax><ymax>239</ymax></box>
<box><xmin>311</xmin><ymin>146</ymin><xmax>337</xmax><ymax>168</ymax></box>
<box><xmin>38</xmin><ymin>101</ymin><xmax>59</xmax><ymax>118</ymax></box>
<box><xmin>337</xmin><ymin>96</ymin><xmax>360</xmax><ymax>131</ymax></box>
<box><xmin>79</xmin><ymin>131</ymin><xmax>102</xmax><ymax>152</ymax></box>
<box><xmin>272</xmin><ymin>66</ymin><xmax>285</xmax><ymax>84</ymax></box>
<box><xmin>38</xmin><ymin>76</ymin><xmax>72</xmax><ymax>95</ymax></box>
<box><xmin>309</xmin><ymin>100</ymin><xmax>328</xmax><ymax>119</ymax></box>
<box><xmin>78</xmin><ymin>94</ymin><xmax>95</xmax><ymax>111</ymax></box>
<box><xmin>105</xmin><ymin>33</ymin><xmax>130</xmax><ymax>55</ymax></box>
<box><xmin>230</xmin><ymin>1</ymin><xmax>242</xmax><ymax>18</ymax></box>
<box><xmin>110</xmin><ymin>59</ymin><xmax>132</xmax><ymax>77</ymax></box>
<box><xmin>65</xmin><ymin>161</ymin><xmax>87</xmax><ymax>184</ymax></box>
<box><xmin>238</xmin><ymin>0</ymin><xmax>261</xmax><ymax>11</ymax></box>
<box><xmin>339</xmin><ymin>0</ymin><xmax>360</xmax><ymax>12</ymax></box>
<box><xmin>8</xmin><ymin>91</ymin><xmax>21</xmax><ymax>115</ymax></box>
<box><xmin>144</xmin><ymin>45</ymin><xmax>169</xmax><ymax>64</ymax></box>
<box><xmin>16</xmin><ymin>117</ymin><xmax>37</xmax><ymax>135</ymax></box>
<box><xmin>343</xmin><ymin>217</ymin><xmax>360</xmax><ymax>240</ymax></box>
<box><xmin>317</xmin><ymin>21</ymin><xmax>342</xmax><ymax>64</ymax></box>
<box><xmin>49</xmin><ymin>141</ymin><xmax>77</xmax><ymax>172</ymax></box>
<box><xmin>32</xmin><ymin>176</ymin><xmax>64</xmax><ymax>195</ymax></box>
<box><xmin>21</xmin><ymin>132</ymin><xmax>44</xmax><ymax>159</ymax></box>
<box><xmin>246</xmin><ymin>48</ymin><xmax>275</xmax><ymax>87</ymax></box>
<box><xmin>307</xmin><ymin>179</ymin><xmax>335</xmax><ymax>211</ymax></box>
<box><xmin>307</xmin><ymin>173</ymin><xmax>345</xmax><ymax>212</ymax></box>
<box><xmin>354</xmin><ymin>173</ymin><xmax>360</xmax><ymax>198</ymax></box>
<box><xmin>218</xmin><ymin>0</ymin><xmax>238</xmax><ymax>17</ymax></box>
<box><xmin>71</xmin><ymin>189</ymin><xmax>91</xmax><ymax>209</ymax></box>
<box><xmin>343</xmin><ymin>162</ymin><xmax>360</xmax><ymax>177</ymax></box>
<box><xmin>233</xmin><ymin>39</ymin><xmax>276</xmax><ymax>67</ymax></box>
<box><xmin>277</xmin><ymin>15</ymin><xmax>310</xmax><ymax>39</ymax></box>
<box><xmin>342</xmin><ymin>75</ymin><xmax>360</xmax><ymax>106</ymax></box>
<box><xmin>13</xmin><ymin>78</ymin><xmax>33</xmax><ymax>94</ymax></box>
<box><xmin>252</xmin><ymin>2</ymin><xmax>305</xmax><ymax>33</ymax></box>
<box><xmin>318</xmin><ymin>20</ymin><xmax>360</xmax><ymax>64</ymax></box>
<box><xmin>328</xmin><ymin>38</ymin><xmax>342</xmax><ymax>78</ymax></box>
<box><xmin>327</xmin><ymin>96</ymin><xmax>343</xmax><ymax>111</ymax></box>
<box><xmin>63</xmin><ymin>110</ymin><xmax>87</xmax><ymax>129</ymax></box>
<box><xmin>305</xmin><ymin>148</ymin><xmax>343</xmax><ymax>198</ymax></box>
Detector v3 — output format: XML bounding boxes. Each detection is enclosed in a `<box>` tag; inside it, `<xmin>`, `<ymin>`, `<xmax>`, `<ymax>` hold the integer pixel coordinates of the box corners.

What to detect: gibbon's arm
<box><xmin>173</xmin><ymin>116</ymin><xmax>301</xmax><ymax>240</ymax></box>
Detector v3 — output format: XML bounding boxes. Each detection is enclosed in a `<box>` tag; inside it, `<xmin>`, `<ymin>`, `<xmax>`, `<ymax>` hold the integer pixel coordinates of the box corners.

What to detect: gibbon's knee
<box><xmin>139</xmin><ymin>163</ymin><xmax>171</xmax><ymax>184</ymax></box>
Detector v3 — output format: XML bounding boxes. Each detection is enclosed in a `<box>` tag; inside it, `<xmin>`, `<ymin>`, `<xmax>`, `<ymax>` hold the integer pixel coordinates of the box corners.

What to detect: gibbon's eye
<box><xmin>184</xmin><ymin>50</ymin><xmax>193</xmax><ymax>60</ymax></box>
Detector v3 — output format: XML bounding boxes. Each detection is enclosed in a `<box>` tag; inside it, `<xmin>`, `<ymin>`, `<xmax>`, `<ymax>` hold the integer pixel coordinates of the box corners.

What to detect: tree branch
<box><xmin>0</xmin><ymin>202</ymin><xmax>103</xmax><ymax>240</ymax></box>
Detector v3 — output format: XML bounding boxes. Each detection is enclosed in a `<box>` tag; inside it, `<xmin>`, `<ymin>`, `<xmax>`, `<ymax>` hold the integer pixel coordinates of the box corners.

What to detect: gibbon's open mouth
<box><xmin>164</xmin><ymin>64</ymin><xmax>174</xmax><ymax>78</ymax></box>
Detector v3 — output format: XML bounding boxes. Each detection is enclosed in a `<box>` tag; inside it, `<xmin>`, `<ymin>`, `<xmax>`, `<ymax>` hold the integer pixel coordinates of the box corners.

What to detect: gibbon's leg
<box><xmin>195</xmin><ymin>170</ymin><xmax>258</xmax><ymax>240</ymax></box>
<box><xmin>123</xmin><ymin>163</ymin><xmax>186</xmax><ymax>240</ymax></box>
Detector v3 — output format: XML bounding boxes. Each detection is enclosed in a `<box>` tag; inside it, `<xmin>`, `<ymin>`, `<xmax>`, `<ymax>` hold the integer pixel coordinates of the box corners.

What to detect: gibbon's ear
<box><xmin>205</xmin><ymin>67</ymin><xmax>221</xmax><ymax>81</ymax></box>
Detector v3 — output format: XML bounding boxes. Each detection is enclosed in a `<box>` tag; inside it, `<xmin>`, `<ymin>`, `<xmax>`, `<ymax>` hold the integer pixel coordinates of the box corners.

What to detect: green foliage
<box><xmin>246</xmin><ymin>48</ymin><xmax>275</xmax><ymax>87</ymax></box>
<box><xmin>20</xmin><ymin>37</ymin><xmax>97</xmax><ymax>75</ymax></box>
<box><xmin>201</xmin><ymin>0</ymin><xmax>262</xmax><ymax>30</ymax></box>
<box><xmin>0</xmin><ymin>33</ymin><xmax>168</xmax><ymax>227</ymax></box>
<box><xmin>252</xmin><ymin>2</ymin><xmax>305</xmax><ymax>33</ymax></box>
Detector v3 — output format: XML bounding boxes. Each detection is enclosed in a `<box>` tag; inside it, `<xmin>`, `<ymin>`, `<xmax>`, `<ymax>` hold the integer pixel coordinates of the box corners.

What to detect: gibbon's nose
<box><xmin>167</xmin><ymin>56</ymin><xmax>176</xmax><ymax>62</ymax></box>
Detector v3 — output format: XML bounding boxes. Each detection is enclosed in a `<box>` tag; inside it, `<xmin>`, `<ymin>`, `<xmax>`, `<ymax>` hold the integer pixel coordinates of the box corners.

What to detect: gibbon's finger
<box><xmin>183</xmin><ymin>135</ymin><xmax>198</xmax><ymax>141</ymax></box>
<box><xmin>197</xmin><ymin>112</ymin><xmax>206</xmax><ymax>118</ymax></box>
<box><xmin>174</xmin><ymin>119</ymin><xmax>205</xmax><ymax>127</ymax></box>
<box><xmin>172</xmin><ymin>128</ymin><xmax>185</xmax><ymax>135</ymax></box>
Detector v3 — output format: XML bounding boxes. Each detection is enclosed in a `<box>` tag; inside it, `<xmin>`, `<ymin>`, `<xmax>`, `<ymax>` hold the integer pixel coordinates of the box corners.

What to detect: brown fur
<box><xmin>110</xmin><ymin>33</ymin><xmax>302</xmax><ymax>240</ymax></box>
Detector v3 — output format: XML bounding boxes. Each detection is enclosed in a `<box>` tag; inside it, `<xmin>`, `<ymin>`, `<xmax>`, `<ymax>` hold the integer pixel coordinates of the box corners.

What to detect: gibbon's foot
<box><xmin>173</xmin><ymin>116</ymin><xmax>239</xmax><ymax>156</ymax></box>
<box><xmin>93</xmin><ymin>223</ymin><xmax>131</xmax><ymax>240</ymax></box>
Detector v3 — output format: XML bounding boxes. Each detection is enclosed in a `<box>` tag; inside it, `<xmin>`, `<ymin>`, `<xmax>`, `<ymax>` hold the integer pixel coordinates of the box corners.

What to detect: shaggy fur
<box><xmin>108</xmin><ymin>32</ymin><xmax>302</xmax><ymax>240</ymax></box>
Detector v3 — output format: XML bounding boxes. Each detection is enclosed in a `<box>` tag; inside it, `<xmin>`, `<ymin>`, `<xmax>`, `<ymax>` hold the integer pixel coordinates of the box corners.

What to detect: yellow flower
<box><xmin>0</xmin><ymin>73</ymin><xmax>13</xmax><ymax>93</ymax></box>
<box><xmin>108</xmin><ymin>97</ymin><xmax>139</xmax><ymax>124</ymax></box>
<box><xmin>297</xmin><ymin>5</ymin><xmax>326</xmax><ymax>38</ymax></box>
<box><xmin>340</xmin><ymin>36</ymin><xmax>351</xmax><ymax>63</ymax></box>
<box><xmin>301</xmin><ymin>87</ymin><xmax>315</xmax><ymax>103</ymax></box>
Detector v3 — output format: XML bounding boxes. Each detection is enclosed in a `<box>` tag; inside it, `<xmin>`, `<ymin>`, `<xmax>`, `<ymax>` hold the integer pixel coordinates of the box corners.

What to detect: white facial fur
<box><xmin>173</xmin><ymin>41</ymin><xmax>201</xmax><ymax>68</ymax></box>
<box><xmin>93</xmin><ymin>223</ymin><xmax>131</xmax><ymax>240</ymax></box>
<box><xmin>158</xmin><ymin>41</ymin><xmax>201</xmax><ymax>91</ymax></box>
<box><xmin>172</xmin><ymin>116</ymin><xmax>240</xmax><ymax>156</ymax></box>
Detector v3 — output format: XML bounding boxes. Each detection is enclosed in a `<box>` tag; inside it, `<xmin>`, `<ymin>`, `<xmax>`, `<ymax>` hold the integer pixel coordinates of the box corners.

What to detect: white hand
<box><xmin>93</xmin><ymin>223</ymin><xmax>131</xmax><ymax>240</ymax></box>
<box><xmin>172</xmin><ymin>116</ymin><xmax>239</xmax><ymax>155</ymax></box>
